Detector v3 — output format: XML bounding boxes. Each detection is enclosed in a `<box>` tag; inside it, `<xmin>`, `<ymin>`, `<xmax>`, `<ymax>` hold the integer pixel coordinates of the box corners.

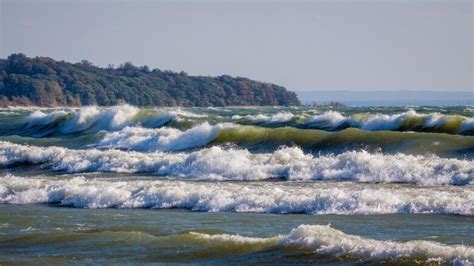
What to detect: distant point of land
<box><xmin>0</xmin><ymin>54</ymin><xmax>300</xmax><ymax>107</ymax></box>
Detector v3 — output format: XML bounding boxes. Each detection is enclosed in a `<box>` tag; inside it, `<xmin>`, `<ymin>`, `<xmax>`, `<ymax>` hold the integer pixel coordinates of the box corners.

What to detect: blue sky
<box><xmin>1</xmin><ymin>0</ymin><xmax>472</xmax><ymax>92</ymax></box>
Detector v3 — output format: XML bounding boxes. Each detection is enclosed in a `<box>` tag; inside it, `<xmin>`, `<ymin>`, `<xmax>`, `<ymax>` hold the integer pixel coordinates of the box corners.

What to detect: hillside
<box><xmin>0</xmin><ymin>54</ymin><xmax>300</xmax><ymax>107</ymax></box>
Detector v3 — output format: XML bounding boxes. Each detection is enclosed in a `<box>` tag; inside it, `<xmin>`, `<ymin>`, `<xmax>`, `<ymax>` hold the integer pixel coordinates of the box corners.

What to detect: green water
<box><xmin>0</xmin><ymin>106</ymin><xmax>473</xmax><ymax>264</ymax></box>
<box><xmin>0</xmin><ymin>204</ymin><xmax>472</xmax><ymax>265</ymax></box>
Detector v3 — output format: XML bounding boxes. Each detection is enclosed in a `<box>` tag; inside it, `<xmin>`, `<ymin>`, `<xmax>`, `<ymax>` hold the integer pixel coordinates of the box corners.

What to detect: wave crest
<box><xmin>1</xmin><ymin>175</ymin><xmax>472</xmax><ymax>215</ymax></box>
<box><xmin>98</xmin><ymin>122</ymin><xmax>234</xmax><ymax>151</ymax></box>
<box><xmin>193</xmin><ymin>224</ymin><xmax>474</xmax><ymax>264</ymax></box>
<box><xmin>1</xmin><ymin>141</ymin><xmax>472</xmax><ymax>185</ymax></box>
<box><xmin>18</xmin><ymin>105</ymin><xmax>206</xmax><ymax>136</ymax></box>
<box><xmin>286</xmin><ymin>225</ymin><xmax>473</xmax><ymax>263</ymax></box>
<box><xmin>304</xmin><ymin>110</ymin><xmax>473</xmax><ymax>135</ymax></box>
<box><xmin>6</xmin><ymin>106</ymin><xmax>474</xmax><ymax>137</ymax></box>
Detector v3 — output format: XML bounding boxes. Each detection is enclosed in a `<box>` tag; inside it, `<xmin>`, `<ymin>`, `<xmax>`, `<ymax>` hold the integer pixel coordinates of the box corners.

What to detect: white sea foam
<box><xmin>0</xmin><ymin>175</ymin><xmax>472</xmax><ymax>215</ymax></box>
<box><xmin>0</xmin><ymin>142</ymin><xmax>472</xmax><ymax>185</ymax></box>
<box><xmin>304</xmin><ymin>110</ymin><xmax>474</xmax><ymax>134</ymax></box>
<box><xmin>168</xmin><ymin>108</ymin><xmax>208</xmax><ymax>119</ymax></box>
<box><xmin>461</xmin><ymin>117</ymin><xmax>474</xmax><ymax>133</ymax></box>
<box><xmin>16</xmin><ymin>106</ymin><xmax>474</xmax><ymax>135</ymax></box>
<box><xmin>61</xmin><ymin>105</ymin><xmax>140</xmax><ymax>133</ymax></box>
<box><xmin>285</xmin><ymin>225</ymin><xmax>473</xmax><ymax>261</ymax></box>
<box><xmin>98</xmin><ymin>122</ymin><xmax>234</xmax><ymax>151</ymax></box>
<box><xmin>0</xmin><ymin>110</ymin><xmax>21</xmax><ymax>115</ymax></box>
<box><xmin>424</xmin><ymin>113</ymin><xmax>447</xmax><ymax>128</ymax></box>
<box><xmin>190</xmin><ymin>231</ymin><xmax>282</xmax><ymax>244</ymax></box>
<box><xmin>233</xmin><ymin>112</ymin><xmax>295</xmax><ymax>123</ymax></box>
<box><xmin>0</xmin><ymin>141</ymin><xmax>184</xmax><ymax>173</ymax></box>
<box><xmin>24</xmin><ymin>105</ymin><xmax>143</xmax><ymax>133</ymax></box>
<box><xmin>192</xmin><ymin>224</ymin><xmax>474</xmax><ymax>264</ymax></box>
<box><xmin>288</xmin><ymin>225</ymin><xmax>473</xmax><ymax>263</ymax></box>
<box><xmin>361</xmin><ymin>110</ymin><xmax>419</xmax><ymax>131</ymax></box>
<box><xmin>22</xmin><ymin>105</ymin><xmax>193</xmax><ymax>134</ymax></box>
<box><xmin>306</xmin><ymin>111</ymin><xmax>355</xmax><ymax>129</ymax></box>
<box><xmin>26</xmin><ymin>110</ymin><xmax>69</xmax><ymax>127</ymax></box>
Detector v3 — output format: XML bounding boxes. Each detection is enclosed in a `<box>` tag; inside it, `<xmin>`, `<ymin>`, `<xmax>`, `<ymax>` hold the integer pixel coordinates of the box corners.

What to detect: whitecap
<box><xmin>0</xmin><ymin>142</ymin><xmax>472</xmax><ymax>185</ymax></box>
<box><xmin>0</xmin><ymin>174</ymin><xmax>472</xmax><ymax>215</ymax></box>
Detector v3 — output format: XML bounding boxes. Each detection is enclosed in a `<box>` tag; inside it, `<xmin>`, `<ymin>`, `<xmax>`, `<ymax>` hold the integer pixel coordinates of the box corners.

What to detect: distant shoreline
<box><xmin>296</xmin><ymin>90</ymin><xmax>473</xmax><ymax>107</ymax></box>
<box><xmin>0</xmin><ymin>54</ymin><xmax>300</xmax><ymax>108</ymax></box>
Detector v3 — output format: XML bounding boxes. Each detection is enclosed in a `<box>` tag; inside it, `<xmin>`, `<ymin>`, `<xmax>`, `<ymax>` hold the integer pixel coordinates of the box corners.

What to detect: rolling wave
<box><xmin>4</xmin><ymin>105</ymin><xmax>192</xmax><ymax>137</ymax></box>
<box><xmin>2</xmin><ymin>222</ymin><xmax>471</xmax><ymax>264</ymax></box>
<box><xmin>211</xmin><ymin>125</ymin><xmax>474</xmax><ymax>156</ymax></box>
<box><xmin>232</xmin><ymin>112</ymin><xmax>295</xmax><ymax>124</ymax></box>
<box><xmin>1</xmin><ymin>142</ymin><xmax>472</xmax><ymax>185</ymax></box>
<box><xmin>1</xmin><ymin>175</ymin><xmax>472</xmax><ymax>215</ymax></box>
<box><xmin>97</xmin><ymin>122</ymin><xmax>234</xmax><ymax>151</ymax></box>
<box><xmin>304</xmin><ymin>110</ymin><xmax>474</xmax><ymax>134</ymax></box>
<box><xmin>2</xmin><ymin>122</ymin><xmax>473</xmax><ymax>156</ymax></box>
<box><xmin>2</xmin><ymin>105</ymin><xmax>473</xmax><ymax>264</ymax></box>
<box><xmin>192</xmin><ymin>225</ymin><xmax>473</xmax><ymax>264</ymax></box>
<box><xmin>1</xmin><ymin>106</ymin><xmax>474</xmax><ymax>137</ymax></box>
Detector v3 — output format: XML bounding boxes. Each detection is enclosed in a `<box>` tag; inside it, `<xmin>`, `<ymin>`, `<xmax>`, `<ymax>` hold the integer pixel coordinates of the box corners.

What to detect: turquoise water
<box><xmin>0</xmin><ymin>105</ymin><xmax>473</xmax><ymax>264</ymax></box>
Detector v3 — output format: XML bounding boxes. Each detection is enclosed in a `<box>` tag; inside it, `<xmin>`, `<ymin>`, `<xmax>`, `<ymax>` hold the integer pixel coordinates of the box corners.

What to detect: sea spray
<box><xmin>1</xmin><ymin>174</ymin><xmax>472</xmax><ymax>215</ymax></box>
<box><xmin>191</xmin><ymin>224</ymin><xmax>474</xmax><ymax>264</ymax></box>
<box><xmin>1</xmin><ymin>141</ymin><xmax>473</xmax><ymax>185</ymax></box>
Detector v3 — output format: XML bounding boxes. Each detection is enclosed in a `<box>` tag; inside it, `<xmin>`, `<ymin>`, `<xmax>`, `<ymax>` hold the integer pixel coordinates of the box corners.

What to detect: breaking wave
<box><xmin>97</xmin><ymin>122</ymin><xmax>234</xmax><ymax>151</ymax></box>
<box><xmin>304</xmin><ymin>110</ymin><xmax>474</xmax><ymax>134</ymax></box>
<box><xmin>2</xmin><ymin>105</ymin><xmax>473</xmax><ymax>264</ymax></box>
<box><xmin>1</xmin><ymin>175</ymin><xmax>472</xmax><ymax>215</ymax></box>
<box><xmin>1</xmin><ymin>141</ymin><xmax>473</xmax><ymax>185</ymax></box>
<box><xmin>10</xmin><ymin>105</ymin><xmax>204</xmax><ymax>137</ymax></box>
<box><xmin>2</xmin><ymin>106</ymin><xmax>474</xmax><ymax>137</ymax></box>
<box><xmin>232</xmin><ymin>112</ymin><xmax>295</xmax><ymax>124</ymax></box>
<box><xmin>305</xmin><ymin>110</ymin><xmax>355</xmax><ymax>130</ymax></box>
<box><xmin>3</xmin><ymin>123</ymin><xmax>473</xmax><ymax>156</ymax></box>
<box><xmin>191</xmin><ymin>224</ymin><xmax>473</xmax><ymax>264</ymax></box>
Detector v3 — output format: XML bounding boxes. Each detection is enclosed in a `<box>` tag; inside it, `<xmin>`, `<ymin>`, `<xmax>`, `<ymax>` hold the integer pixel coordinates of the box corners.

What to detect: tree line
<box><xmin>0</xmin><ymin>54</ymin><xmax>300</xmax><ymax>107</ymax></box>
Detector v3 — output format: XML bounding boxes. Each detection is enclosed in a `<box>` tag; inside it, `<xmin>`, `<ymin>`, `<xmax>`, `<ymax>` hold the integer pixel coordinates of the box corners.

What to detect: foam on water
<box><xmin>424</xmin><ymin>113</ymin><xmax>447</xmax><ymax>128</ymax></box>
<box><xmin>0</xmin><ymin>175</ymin><xmax>472</xmax><ymax>215</ymax></box>
<box><xmin>192</xmin><ymin>225</ymin><xmax>474</xmax><ymax>264</ymax></box>
<box><xmin>1</xmin><ymin>141</ymin><xmax>472</xmax><ymax>185</ymax></box>
<box><xmin>361</xmin><ymin>110</ymin><xmax>418</xmax><ymax>131</ymax></box>
<box><xmin>304</xmin><ymin>110</ymin><xmax>473</xmax><ymax>134</ymax></box>
<box><xmin>232</xmin><ymin>112</ymin><xmax>295</xmax><ymax>123</ymax></box>
<box><xmin>168</xmin><ymin>108</ymin><xmax>208</xmax><ymax>119</ymax></box>
<box><xmin>2</xmin><ymin>105</ymin><xmax>473</xmax><ymax>264</ymax></box>
<box><xmin>189</xmin><ymin>232</ymin><xmax>282</xmax><ymax>244</ymax></box>
<box><xmin>23</xmin><ymin>105</ymin><xmax>143</xmax><ymax>134</ymax></box>
<box><xmin>306</xmin><ymin>110</ymin><xmax>355</xmax><ymax>130</ymax></box>
<box><xmin>20</xmin><ymin>105</ymin><xmax>208</xmax><ymax>135</ymax></box>
<box><xmin>61</xmin><ymin>105</ymin><xmax>140</xmax><ymax>133</ymax></box>
<box><xmin>98</xmin><ymin>122</ymin><xmax>234</xmax><ymax>151</ymax></box>
<box><xmin>286</xmin><ymin>225</ymin><xmax>474</xmax><ymax>263</ymax></box>
<box><xmin>26</xmin><ymin>110</ymin><xmax>70</xmax><ymax>127</ymax></box>
<box><xmin>461</xmin><ymin>117</ymin><xmax>474</xmax><ymax>134</ymax></box>
<box><xmin>8</xmin><ymin>106</ymin><xmax>474</xmax><ymax>135</ymax></box>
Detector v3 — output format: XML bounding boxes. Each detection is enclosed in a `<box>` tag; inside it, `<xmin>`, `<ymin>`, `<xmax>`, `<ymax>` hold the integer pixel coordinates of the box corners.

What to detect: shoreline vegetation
<box><xmin>0</xmin><ymin>54</ymin><xmax>300</xmax><ymax>107</ymax></box>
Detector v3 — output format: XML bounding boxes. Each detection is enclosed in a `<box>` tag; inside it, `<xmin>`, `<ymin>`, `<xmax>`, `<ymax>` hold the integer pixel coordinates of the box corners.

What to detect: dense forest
<box><xmin>0</xmin><ymin>54</ymin><xmax>300</xmax><ymax>107</ymax></box>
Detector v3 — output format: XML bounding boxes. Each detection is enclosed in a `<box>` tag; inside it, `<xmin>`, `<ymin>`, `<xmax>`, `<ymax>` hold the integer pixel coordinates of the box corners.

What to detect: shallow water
<box><xmin>0</xmin><ymin>105</ymin><xmax>473</xmax><ymax>264</ymax></box>
<box><xmin>1</xmin><ymin>205</ymin><xmax>473</xmax><ymax>264</ymax></box>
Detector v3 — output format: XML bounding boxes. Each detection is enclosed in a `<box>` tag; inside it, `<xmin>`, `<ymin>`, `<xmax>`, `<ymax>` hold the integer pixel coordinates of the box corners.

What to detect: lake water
<box><xmin>0</xmin><ymin>105</ymin><xmax>473</xmax><ymax>264</ymax></box>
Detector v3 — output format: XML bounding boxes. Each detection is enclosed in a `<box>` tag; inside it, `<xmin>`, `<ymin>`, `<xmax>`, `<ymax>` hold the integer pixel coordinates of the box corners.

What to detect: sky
<box><xmin>1</xmin><ymin>0</ymin><xmax>473</xmax><ymax>93</ymax></box>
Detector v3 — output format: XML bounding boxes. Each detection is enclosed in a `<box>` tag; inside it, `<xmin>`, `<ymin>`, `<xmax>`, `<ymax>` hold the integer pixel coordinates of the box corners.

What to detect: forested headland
<box><xmin>0</xmin><ymin>54</ymin><xmax>300</xmax><ymax>107</ymax></box>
